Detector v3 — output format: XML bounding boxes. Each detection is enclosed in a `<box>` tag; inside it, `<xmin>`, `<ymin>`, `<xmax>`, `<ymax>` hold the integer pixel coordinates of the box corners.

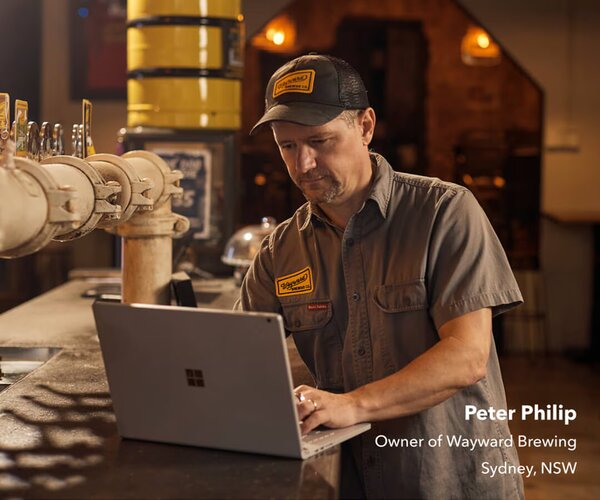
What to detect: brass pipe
<box><xmin>121</xmin><ymin>203</ymin><xmax>175</xmax><ymax>304</ymax></box>
<box><xmin>115</xmin><ymin>151</ymin><xmax>188</xmax><ymax>304</ymax></box>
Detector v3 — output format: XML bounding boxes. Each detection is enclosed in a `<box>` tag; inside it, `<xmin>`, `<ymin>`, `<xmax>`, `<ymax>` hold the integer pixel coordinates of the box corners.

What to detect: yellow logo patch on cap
<box><xmin>276</xmin><ymin>267</ymin><xmax>314</xmax><ymax>297</ymax></box>
<box><xmin>273</xmin><ymin>70</ymin><xmax>315</xmax><ymax>98</ymax></box>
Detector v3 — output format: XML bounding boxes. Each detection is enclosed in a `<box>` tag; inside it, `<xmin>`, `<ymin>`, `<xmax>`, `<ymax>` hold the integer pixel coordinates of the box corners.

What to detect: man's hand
<box><xmin>294</xmin><ymin>384</ymin><xmax>360</xmax><ymax>434</ymax></box>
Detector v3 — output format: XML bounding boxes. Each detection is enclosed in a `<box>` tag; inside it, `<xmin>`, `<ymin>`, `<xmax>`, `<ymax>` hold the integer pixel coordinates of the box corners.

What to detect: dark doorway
<box><xmin>333</xmin><ymin>18</ymin><xmax>428</xmax><ymax>174</ymax></box>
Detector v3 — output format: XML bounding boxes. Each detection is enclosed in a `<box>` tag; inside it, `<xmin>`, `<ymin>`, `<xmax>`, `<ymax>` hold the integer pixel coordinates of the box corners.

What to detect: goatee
<box><xmin>298</xmin><ymin>175</ymin><xmax>342</xmax><ymax>204</ymax></box>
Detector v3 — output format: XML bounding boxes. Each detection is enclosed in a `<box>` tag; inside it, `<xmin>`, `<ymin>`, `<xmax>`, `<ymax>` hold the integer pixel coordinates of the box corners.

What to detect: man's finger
<box><xmin>296</xmin><ymin>402</ymin><xmax>309</xmax><ymax>421</ymax></box>
<box><xmin>300</xmin><ymin>409</ymin><xmax>324</xmax><ymax>434</ymax></box>
<box><xmin>297</xmin><ymin>398</ymin><xmax>318</xmax><ymax>420</ymax></box>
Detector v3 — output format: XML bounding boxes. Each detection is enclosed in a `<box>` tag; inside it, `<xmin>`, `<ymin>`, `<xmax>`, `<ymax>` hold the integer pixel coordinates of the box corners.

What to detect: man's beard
<box><xmin>296</xmin><ymin>173</ymin><xmax>342</xmax><ymax>204</ymax></box>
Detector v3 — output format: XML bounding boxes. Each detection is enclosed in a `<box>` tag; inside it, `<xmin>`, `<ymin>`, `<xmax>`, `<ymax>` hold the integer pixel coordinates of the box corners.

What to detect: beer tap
<box><xmin>79</xmin><ymin>124</ymin><xmax>85</xmax><ymax>157</ymax></box>
<box><xmin>71</xmin><ymin>124</ymin><xmax>82</xmax><ymax>158</ymax></box>
<box><xmin>40</xmin><ymin>122</ymin><xmax>53</xmax><ymax>160</ymax></box>
<box><xmin>26</xmin><ymin>121</ymin><xmax>41</xmax><ymax>161</ymax></box>
<box><xmin>53</xmin><ymin>124</ymin><xmax>64</xmax><ymax>155</ymax></box>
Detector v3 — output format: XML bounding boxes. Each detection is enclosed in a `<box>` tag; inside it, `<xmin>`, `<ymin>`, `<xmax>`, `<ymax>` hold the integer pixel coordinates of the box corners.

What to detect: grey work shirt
<box><xmin>236</xmin><ymin>153</ymin><xmax>525</xmax><ymax>499</ymax></box>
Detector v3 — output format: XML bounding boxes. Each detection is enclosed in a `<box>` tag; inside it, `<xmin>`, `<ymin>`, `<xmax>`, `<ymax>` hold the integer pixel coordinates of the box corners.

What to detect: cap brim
<box><xmin>249</xmin><ymin>102</ymin><xmax>345</xmax><ymax>135</ymax></box>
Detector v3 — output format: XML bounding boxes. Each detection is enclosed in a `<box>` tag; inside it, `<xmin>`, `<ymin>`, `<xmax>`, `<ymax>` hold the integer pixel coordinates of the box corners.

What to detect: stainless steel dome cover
<box><xmin>221</xmin><ymin>217</ymin><xmax>277</xmax><ymax>268</ymax></box>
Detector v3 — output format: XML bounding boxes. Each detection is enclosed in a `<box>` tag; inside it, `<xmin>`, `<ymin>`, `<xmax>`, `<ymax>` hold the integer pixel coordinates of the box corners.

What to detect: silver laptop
<box><xmin>92</xmin><ymin>302</ymin><xmax>370</xmax><ymax>459</ymax></box>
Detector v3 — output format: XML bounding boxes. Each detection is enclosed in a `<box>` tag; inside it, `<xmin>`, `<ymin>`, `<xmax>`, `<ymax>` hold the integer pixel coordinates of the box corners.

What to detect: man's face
<box><xmin>271</xmin><ymin>112</ymin><xmax>373</xmax><ymax>206</ymax></box>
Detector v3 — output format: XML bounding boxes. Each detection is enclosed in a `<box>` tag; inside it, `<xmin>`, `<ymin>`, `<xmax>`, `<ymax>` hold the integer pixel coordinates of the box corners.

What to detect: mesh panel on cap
<box><xmin>326</xmin><ymin>55</ymin><xmax>370</xmax><ymax>109</ymax></box>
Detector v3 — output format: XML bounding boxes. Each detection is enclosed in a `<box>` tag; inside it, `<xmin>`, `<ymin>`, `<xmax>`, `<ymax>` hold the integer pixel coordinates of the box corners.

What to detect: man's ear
<box><xmin>359</xmin><ymin>108</ymin><xmax>376</xmax><ymax>146</ymax></box>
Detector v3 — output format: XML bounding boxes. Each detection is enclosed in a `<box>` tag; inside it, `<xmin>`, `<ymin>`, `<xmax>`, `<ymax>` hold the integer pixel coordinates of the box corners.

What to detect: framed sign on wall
<box><xmin>150</xmin><ymin>145</ymin><xmax>213</xmax><ymax>240</ymax></box>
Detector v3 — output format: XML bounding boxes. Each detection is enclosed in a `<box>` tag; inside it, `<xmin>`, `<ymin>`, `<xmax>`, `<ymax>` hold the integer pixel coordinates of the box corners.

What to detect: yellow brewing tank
<box><xmin>127</xmin><ymin>0</ymin><xmax>243</xmax><ymax>130</ymax></box>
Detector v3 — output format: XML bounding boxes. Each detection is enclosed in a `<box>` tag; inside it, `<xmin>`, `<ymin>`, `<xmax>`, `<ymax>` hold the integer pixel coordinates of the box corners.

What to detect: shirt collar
<box><xmin>299</xmin><ymin>152</ymin><xmax>394</xmax><ymax>231</ymax></box>
<box><xmin>299</xmin><ymin>202</ymin><xmax>323</xmax><ymax>231</ymax></box>
<box><xmin>365</xmin><ymin>152</ymin><xmax>393</xmax><ymax>219</ymax></box>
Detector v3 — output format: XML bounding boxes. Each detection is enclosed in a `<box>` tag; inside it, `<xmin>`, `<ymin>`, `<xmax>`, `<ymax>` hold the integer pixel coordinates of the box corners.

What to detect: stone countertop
<box><xmin>0</xmin><ymin>279</ymin><xmax>336</xmax><ymax>499</ymax></box>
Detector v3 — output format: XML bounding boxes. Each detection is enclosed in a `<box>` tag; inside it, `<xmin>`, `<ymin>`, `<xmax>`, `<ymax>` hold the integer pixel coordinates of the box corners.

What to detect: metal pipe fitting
<box><xmin>86</xmin><ymin>153</ymin><xmax>154</xmax><ymax>228</ymax></box>
<box><xmin>40</xmin><ymin>155</ymin><xmax>122</xmax><ymax>240</ymax></box>
<box><xmin>0</xmin><ymin>163</ymin><xmax>50</xmax><ymax>256</ymax></box>
<box><xmin>0</xmin><ymin>156</ymin><xmax>79</xmax><ymax>257</ymax></box>
<box><xmin>115</xmin><ymin>150</ymin><xmax>189</xmax><ymax>304</ymax></box>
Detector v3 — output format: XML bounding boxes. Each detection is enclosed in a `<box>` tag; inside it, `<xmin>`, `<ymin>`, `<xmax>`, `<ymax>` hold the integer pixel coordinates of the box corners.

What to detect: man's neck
<box><xmin>317</xmin><ymin>162</ymin><xmax>375</xmax><ymax>229</ymax></box>
<box><xmin>317</xmin><ymin>204</ymin><xmax>356</xmax><ymax>230</ymax></box>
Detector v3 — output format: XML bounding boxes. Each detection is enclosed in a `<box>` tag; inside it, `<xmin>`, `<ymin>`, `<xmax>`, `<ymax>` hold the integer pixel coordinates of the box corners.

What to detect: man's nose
<box><xmin>296</xmin><ymin>145</ymin><xmax>317</xmax><ymax>174</ymax></box>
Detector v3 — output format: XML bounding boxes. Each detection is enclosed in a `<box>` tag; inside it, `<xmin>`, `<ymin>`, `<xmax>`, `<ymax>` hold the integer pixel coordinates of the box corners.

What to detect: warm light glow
<box><xmin>476</xmin><ymin>34</ymin><xmax>490</xmax><ymax>49</ymax></box>
<box><xmin>237</xmin><ymin>14</ymin><xmax>244</xmax><ymax>22</ymax></box>
<box><xmin>493</xmin><ymin>176</ymin><xmax>506</xmax><ymax>188</ymax></box>
<box><xmin>252</xmin><ymin>15</ymin><xmax>296</xmax><ymax>52</ymax></box>
<box><xmin>243</xmin><ymin>232</ymin><xmax>253</xmax><ymax>241</ymax></box>
<box><xmin>254</xmin><ymin>173</ymin><xmax>267</xmax><ymax>186</ymax></box>
<box><xmin>265</xmin><ymin>28</ymin><xmax>285</xmax><ymax>46</ymax></box>
<box><xmin>461</xmin><ymin>26</ymin><xmax>501</xmax><ymax>66</ymax></box>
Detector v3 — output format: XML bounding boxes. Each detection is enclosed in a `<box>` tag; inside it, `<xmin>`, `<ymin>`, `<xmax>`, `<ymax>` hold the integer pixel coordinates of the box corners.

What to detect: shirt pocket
<box><xmin>281</xmin><ymin>299</ymin><xmax>333</xmax><ymax>332</ymax></box>
<box><xmin>280</xmin><ymin>299</ymin><xmax>342</xmax><ymax>390</ymax></box>
<box><xmin>372</xmin><ymin>280</ymin><xmax>433</xmax><ymax>375</ymax></box>
<box><xmin>373</xmin><ymin>280</ymin><xmax>428</xmax><ymax>312</ymax></box>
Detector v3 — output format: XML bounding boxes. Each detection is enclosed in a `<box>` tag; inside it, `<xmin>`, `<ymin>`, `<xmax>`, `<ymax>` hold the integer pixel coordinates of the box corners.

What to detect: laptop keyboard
<box><xmin>302</xmin><ymin>429</ymin><xmax>336</xmax><ymax>445</ymax></box>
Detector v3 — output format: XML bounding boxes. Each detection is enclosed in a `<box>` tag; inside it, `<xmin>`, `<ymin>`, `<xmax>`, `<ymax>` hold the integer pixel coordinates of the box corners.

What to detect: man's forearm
<box><xmin>349</xmin><ymin>313</ymin><xmax>491</xmax><ymax>422</ymax></box>
<box><xmin>295</xmin><ymin>308</ymin><xmax>492</xmax><ymax>432</ymax></box>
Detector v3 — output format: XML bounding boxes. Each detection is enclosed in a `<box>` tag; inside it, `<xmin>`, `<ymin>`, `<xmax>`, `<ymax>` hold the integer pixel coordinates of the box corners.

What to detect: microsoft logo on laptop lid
<box><xmin>186</xmin><ymin>368</ymin><xmax>204</xmax><ymax>387</ymax></box>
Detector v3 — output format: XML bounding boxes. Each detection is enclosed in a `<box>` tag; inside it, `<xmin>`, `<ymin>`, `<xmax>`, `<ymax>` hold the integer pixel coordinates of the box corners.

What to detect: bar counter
<box><xmin>0</xmin><ymin>278</ymin><xmax>339</xmax><ymax>498</ymax></box>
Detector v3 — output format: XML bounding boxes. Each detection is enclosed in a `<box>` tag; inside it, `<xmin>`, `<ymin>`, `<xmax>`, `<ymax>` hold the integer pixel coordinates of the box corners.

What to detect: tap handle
<box><xmin>53</xmin><ymin>123</ymin><xmax>64</xmax><ymax>155</ymax></box>
<box><xmin>27</xmin><ymin>121</ymin><xmax>41</xmax><ymax>161</ymax></box>
<box><xmin>71</xmin><ymin>123</ymin><xmax>82</xmax><ymax>158</ymax></box>
<box><xmin>40</xmin><ymin>121</ymin><xmax>53</xmax><ymax>159</ymax></box>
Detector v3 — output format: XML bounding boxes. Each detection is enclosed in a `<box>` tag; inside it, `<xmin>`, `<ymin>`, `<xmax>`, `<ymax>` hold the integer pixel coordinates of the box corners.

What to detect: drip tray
<box><xmin>0</xmin><ymin>347</ymin><xmax>61</xmax><ymax>393</ymax></box>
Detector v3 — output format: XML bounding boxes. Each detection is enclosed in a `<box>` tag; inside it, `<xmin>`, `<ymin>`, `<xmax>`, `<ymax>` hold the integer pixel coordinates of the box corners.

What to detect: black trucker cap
<box><xmin>250</xmin><ymin>53</ymin><xmax>369</xmax><ymax>135</ymax></box>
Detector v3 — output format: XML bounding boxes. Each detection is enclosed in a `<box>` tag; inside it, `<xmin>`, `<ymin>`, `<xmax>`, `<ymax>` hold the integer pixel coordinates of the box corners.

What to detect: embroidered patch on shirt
<box><xmin>307</xmin><ymin>302</ymin><xmax>329</xmax><ymax>311</ymax></box>
<box><xmin>276</xmin><ymin>267</ymin><xmax>314</xmax><ymax>297</ymax></box>
<box><xmin>273</xmin><ymin>70</ymin><xmax>315</xmax><ymax>98</ymax></box>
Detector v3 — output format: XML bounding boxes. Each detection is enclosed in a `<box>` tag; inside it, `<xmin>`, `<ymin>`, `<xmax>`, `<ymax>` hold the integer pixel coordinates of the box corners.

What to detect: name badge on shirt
<box><xmin>276</xmin><ymin>267</ymin><xmax>314</xmax><ymax>297</ymax></box>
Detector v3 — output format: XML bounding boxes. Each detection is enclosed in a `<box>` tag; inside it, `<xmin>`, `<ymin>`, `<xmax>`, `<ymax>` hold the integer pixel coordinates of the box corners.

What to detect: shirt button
<box><xmin>294</xmin><ymin>320</ymin><xmax>301</xmax><ymax>328</ymax></box>
<box><xmin>347</xmin><ymin>238</ymin><xmax>354</xmax><ymax>247</ymax></box>
<box><xmin>358</xmin><ymin>346</ymin><xmax>366</xmax><ymax>356</ymax></box>
<box><xmin>352</xmin><ymin>291</ymin><xmax>360</xmax><ymax>301</ymax></box>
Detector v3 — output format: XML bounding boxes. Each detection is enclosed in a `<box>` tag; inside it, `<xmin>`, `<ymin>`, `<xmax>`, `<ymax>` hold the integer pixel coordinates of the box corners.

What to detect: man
<box><xmin>236</xmin><ymin>53</ymin><xmax>525</xmax><ymax>499</ymax></box>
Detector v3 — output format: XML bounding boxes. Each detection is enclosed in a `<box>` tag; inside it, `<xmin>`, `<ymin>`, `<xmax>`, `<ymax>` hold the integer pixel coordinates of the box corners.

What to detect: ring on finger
<box><xmin>295</xmin><ymin>391</ymin><xmax>306</xmax><ymax>403</ymax></box>
<box><xmin>307</xmin><ymin>398</ymin><xmax>318</xmax><ymax>412</ymax></box>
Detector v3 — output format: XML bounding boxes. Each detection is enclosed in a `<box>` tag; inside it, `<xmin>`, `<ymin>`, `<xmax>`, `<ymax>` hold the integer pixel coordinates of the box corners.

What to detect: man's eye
<box><xmin>280</xmin><ymin>143</ymin><xmax>294</xmax><ymax>150</ymax></box>
<box><xmin>311</xmin><ymin>138</ymin><xmax>328</xmax><ymax>146</ymax></box>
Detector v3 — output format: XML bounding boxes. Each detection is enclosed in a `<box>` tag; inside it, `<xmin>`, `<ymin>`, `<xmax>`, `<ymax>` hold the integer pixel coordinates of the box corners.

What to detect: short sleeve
<box><xmin>234</xmin><ymin>235</ymin><xmax>281</xmax><ymax>313</ymax></box>
<box><xmin>426</xmin><ymin>188</ymin><xmax>523</xmax><ymax>330</ymax></box>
